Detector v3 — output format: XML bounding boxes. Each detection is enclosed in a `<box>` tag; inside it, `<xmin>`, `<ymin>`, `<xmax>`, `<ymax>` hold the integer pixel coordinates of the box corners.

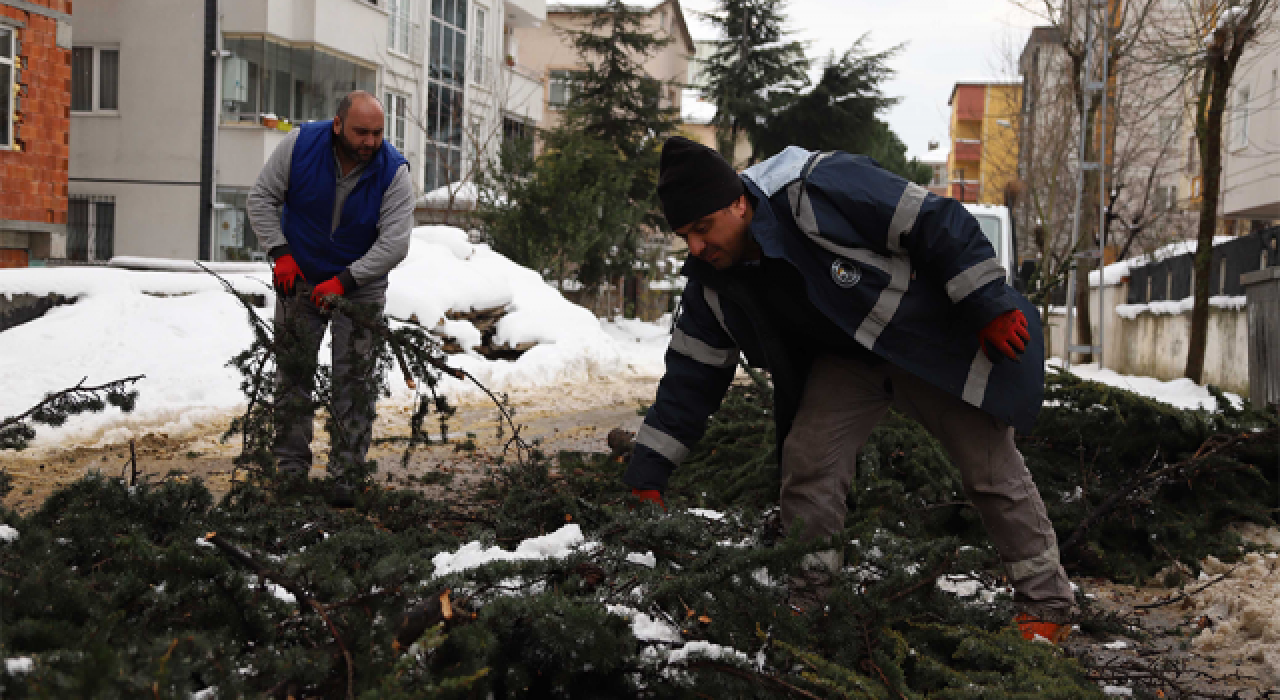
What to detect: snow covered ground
<box><xmin>0</xmin><ymin>226</ymin><xmax>670</xmax><ymax>449</ymax></box>
<box><xmin>1048</xmin><ymin>359</ymin><xmax>1243</xmax><ymax>412</ymax></box>
<box><xmin>1</xmin><ymin>225</ymin><xmax>1244</xmax><ymax>451</ymax></box>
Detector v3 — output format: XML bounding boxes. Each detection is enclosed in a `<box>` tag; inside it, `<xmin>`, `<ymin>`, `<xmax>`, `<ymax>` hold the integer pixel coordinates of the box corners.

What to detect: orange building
<box><xmin>946</xmin><ymin>82</ymin><xmax>1021</xmax><ymax>205</ymax></box>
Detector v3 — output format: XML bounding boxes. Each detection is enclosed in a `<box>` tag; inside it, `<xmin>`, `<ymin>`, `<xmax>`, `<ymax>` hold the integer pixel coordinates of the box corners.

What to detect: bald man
<box><xmin>248</xmin><ymin>91</ymin><xmax>415</xmax><ymax>505</ymax></box>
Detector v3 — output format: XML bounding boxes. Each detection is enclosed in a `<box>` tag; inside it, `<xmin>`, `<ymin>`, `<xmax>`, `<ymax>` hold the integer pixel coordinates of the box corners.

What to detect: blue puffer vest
<box><xmin>281</xmin><ymin>120</ymin><xmax>408</xmax><ymax>283</ymax></box>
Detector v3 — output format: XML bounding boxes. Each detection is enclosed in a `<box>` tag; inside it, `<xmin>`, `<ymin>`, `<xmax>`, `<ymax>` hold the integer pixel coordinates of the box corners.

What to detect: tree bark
<box><xmin>1187</xmin><ymin>18</ymin><xmax>1251</xmax><ymax>382</ymax></box>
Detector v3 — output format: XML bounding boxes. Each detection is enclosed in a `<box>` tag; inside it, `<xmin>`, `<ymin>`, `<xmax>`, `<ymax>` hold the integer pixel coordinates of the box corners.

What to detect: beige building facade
<box><xmin>512</xmin><ymin>0</ymin><xmax>693</xmax><ymax>141</ymax></box>
<box><xmin>70</xmin><ymin>0</ymin><xmax>545</xmax><ymax>262</ymax></box>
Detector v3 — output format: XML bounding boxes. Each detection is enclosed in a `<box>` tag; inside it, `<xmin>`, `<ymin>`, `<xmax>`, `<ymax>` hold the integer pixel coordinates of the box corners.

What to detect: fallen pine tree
<box><xmin>0</xmin><ymin>281</ymin><xmax>1276</xmax><ymax>697</ymax></box>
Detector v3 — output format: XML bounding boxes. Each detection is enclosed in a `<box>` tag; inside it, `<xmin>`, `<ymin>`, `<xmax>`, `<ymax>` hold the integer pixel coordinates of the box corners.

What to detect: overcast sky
<box><xmin>677</xmin><ymin>0</ymin><xmax>1048</xmax><ymax>162</ymax></box>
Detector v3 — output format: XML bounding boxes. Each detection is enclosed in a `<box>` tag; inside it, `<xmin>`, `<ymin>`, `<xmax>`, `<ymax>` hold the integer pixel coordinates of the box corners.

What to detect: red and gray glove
<box><xmin>978</xmin><ymin>309</ymin><xmax>1030</xmax><ymax>362</ymax></box>
<box><xmin>272</xmin><ymin>254</ymin><xmax>303</xmax><ymax>295</ymax></box>
<box><xmin>631</xmin><ymin>488</ymin><xmax>665</xmax><ymax>511</ymax></box>
<box><xmin>310</xmin><ymin>276</ymin><xmax>345</xmax><ymax>309</ymax></box>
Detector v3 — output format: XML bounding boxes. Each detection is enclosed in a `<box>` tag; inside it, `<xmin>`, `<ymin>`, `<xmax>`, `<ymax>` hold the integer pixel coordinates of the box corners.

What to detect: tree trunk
<box><xmin>1186</xmin><ymin>27</ymin><xmax>1242</xmax><ymax>383</ymax></box>
<box><xmin>1186</xmin><ymin>91</ymin><xmax>1226</xmax><ymax>383</ymax></box>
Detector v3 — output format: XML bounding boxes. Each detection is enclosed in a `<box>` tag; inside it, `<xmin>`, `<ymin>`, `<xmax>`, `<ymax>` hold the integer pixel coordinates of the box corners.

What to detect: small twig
<box><xmin>1133</xmin><ymin>564</ymin><xmax>1239</xmax><ymax>610</ymax></box>
<box><xmin>886</xmin><ymin>548</ymin><xmax>956</xmax><ymax>603</ymax></box>
<box><xmin>129</xmin><ymin>438</ymin><xmax>138</xmax><ymax>487</ymax></box>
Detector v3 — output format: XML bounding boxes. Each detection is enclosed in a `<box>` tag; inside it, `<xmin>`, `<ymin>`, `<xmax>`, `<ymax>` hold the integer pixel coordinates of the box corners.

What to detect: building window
<box><xmin>1154</xmin><ymin>183</ymin><xmax>1177</xmax><ymax>212</ymax></box>
<box><xmin>1231</xmin><ymin>85</ymin><xmax>1250</xmax><ymax>150</ymax></box>
<box><xmin>385</xmin><ymin>90</ymin><xmax>408</xmax><ymax>151</ymax></box>
<box><xmin>425</xmin><ymin>0</ymin><xmax>467</xmax><ymax>193</ymax></box>
<box><xmin>71</xmin><ymin>46</ymin><xmax>120</xmax><ymax>113</ymax></box>
<box><xmin>388</xmin><ymin>0</ymin><xmax>413</xmax><ymax>55</ymax></box>
<box><xmin>548</xmin><ymin>69</ymin><xmax>580</xmax><ymax>109</ymax></box>
<box><xmin>67</xmin><ymin>196</ymin><xmax>116</xmax><ymax>262</ymax></box>
<box><xmin>0</xmin><ymin>27</ymin><xmax>13</xmax><ymax>148</ymax></box>
<box><xmin>471</xmin><ymin>5</ymin><xmax>487</xmax><ymax>85</ymax></box>
<box><xmin>222</xmin><ymin>37</ymin><xmax>377</xmax><ymax>124</ymax></box>
<box><xmin>214</xmin><ymin>188</ymin><xmax>263</xmax><ymax>262</ymax></box>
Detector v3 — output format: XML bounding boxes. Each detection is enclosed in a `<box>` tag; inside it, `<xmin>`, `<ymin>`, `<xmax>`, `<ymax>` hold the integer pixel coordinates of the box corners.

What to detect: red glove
<box><xmin>272</xmin><ymin>254</ymin><xmax>303</xmax><ymax>295</ymax></box>
<box><xmin>978</xmin><ymin>309</ymin><xmax>1031</xmax><ymax>362</ymax></box>
<box><xmin>310</xmin><ymin>276</ymin><xmax>345</xmax><ymax>309</ymax></box>
<box><xmin>631</xmin><ymin>488</ymin><xmax>665</xmax><ymax>511</ymax></box>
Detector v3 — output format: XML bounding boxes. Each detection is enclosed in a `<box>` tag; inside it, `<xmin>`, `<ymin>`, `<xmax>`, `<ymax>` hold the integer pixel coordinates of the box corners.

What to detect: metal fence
<box><xmin>1126</xmin><ymin>228</ymin><xmax>1278</xmax><ymax>303</ymax></box>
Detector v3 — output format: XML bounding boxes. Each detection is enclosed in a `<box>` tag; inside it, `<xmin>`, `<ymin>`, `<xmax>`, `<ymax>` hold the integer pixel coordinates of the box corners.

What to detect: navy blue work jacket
<box><xmin>623</xmin><ymin>147</ymin><xmax>1045</xmax><ymax>492</ymax></box>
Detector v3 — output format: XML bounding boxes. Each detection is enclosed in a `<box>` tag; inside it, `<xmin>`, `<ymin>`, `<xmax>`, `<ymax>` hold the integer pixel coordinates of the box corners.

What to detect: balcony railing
<box><xmin>953</xmin><ymin>138</ymin><xmax>981</xmax><ymax>162</ymax></box>
<box><xmin>949</xmin><ymin>183</ymin><xmax>980</xmax><ymax>203</ymax></box>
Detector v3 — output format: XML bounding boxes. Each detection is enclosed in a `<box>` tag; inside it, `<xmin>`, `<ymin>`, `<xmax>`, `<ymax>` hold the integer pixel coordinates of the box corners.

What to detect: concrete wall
<box><xmin>69</xmin><ymin>0</ymin><xmax>205</xmax><ymax>259</ymax></box>
<box><xmin>1042</xmin><ymin>282</ymin><xmax>1251</xmax><ymax>396</ymax></box>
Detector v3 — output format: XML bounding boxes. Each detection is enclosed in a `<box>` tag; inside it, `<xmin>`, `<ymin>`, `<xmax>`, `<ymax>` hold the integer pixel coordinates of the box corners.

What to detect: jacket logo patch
<box><xmin>830</xmin><ymin>258</ymin><xmax>861</xmax><ymax>288</ymax></box>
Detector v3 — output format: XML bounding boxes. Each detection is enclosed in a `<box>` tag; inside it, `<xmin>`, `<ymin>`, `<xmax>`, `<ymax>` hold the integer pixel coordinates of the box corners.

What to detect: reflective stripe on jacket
<box><xmin>623</xmin><ymin>147</ymin><xmax>1045</xmax><ymax>492</ymax></box>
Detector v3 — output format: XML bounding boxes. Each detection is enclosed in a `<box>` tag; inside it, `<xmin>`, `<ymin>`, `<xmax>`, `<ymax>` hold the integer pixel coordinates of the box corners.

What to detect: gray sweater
<box><xmin>247</xmin><ymin>128</ymin><xmax>416</xmax><ymax>290</ymax></box>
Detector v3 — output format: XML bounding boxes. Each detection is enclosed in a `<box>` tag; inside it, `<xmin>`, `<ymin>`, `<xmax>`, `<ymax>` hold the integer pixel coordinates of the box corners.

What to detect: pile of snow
<box><xmin>430</xmin><ymin>524</ymin><xmax>587</xmax><ymax>577</ymax></box>
<box><xmin>1048</xmin><ymin>360</ymin><xmax>1243</xmax><ymax>412</ymax></box>
<box><xmin>1185</xmin><ymin>535</ymin><xmax>1280</xmax><ymax>683</ymax></box>
<box><xmin>0</xmin><ymin>525</ymin><xmax>18</xmax><ymax>543</ymax></box>
<box><xmin>1115</xmin><ymin>295</ymin><xmax>1246</xmax><ymax>320</ymax></box>
<box><xmin>0</xmin><ymin>226</ymin><xmax>670</xmax><ymax>448</ymax></box>
<box><xmin>1090</xmin><ymin>236</ymin><xmax>1234</xmax><ymax>288</ymax></box>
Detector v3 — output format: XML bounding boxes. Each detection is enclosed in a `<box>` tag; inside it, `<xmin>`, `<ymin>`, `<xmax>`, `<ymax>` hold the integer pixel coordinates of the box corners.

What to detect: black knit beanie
<box><xmin>657</xmin><ymin>136</ymin><xmax>744</xmax><ymax>231</ymax></box>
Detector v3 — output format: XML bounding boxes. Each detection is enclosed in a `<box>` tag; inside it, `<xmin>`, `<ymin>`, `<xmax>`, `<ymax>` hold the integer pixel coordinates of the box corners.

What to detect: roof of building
<box><xmin>947</xmin><ymin>81</ymin><xmax>1022</xmax><ymax>105</ymax></box>
<box><xmin>546</xmin><ymin>0</ymin><xmax>695</xmax><ymax>53</ymax></box>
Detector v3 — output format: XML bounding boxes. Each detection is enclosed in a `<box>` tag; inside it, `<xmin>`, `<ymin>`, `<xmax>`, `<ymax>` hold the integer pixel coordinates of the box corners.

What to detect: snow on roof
<box><xmin>681</xmin><ymin>89</ymin><xmax>715</xmax><ymax>125</ymax></box>
<box><xmin>419</xmin><ymin>181</ymin><xmax>483</xmax><ymax>210</ymax></box>
<box><xmin>1090</xmin><ymin>236</ymin><xmax>1235</xmax><ymax>287</ymax></box>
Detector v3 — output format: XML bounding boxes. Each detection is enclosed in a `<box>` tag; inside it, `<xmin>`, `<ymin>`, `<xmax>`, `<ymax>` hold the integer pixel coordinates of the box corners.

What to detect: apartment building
<box><xmin>69</xmin><ymin>0</ymin><xmax>544</xmax><ymax>263</ymax></box>
<box><xmin>0</xmin><ymin>0</ymin><xmax>71</xmax><ymax>267</ymax></box>
<box><xmin>945</xmin><ymin>82</ymin><xmax>1021</xmax><ymax>206</ymax></box>
<box><xmin>512</xmin><ymin>0</ymin><xmax>692</xmax><ymax>141</ymax></box>
<box><xmin>1221</xmin><ymin>28</ymin><xmax>1280</xmax><ymax>235</ymax></box>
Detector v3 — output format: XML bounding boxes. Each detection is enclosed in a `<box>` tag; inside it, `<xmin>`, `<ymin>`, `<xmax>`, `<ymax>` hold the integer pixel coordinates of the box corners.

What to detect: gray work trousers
<box><xmin>780</xmin><ymin>354</ymin><xmax>1075</xmax><ymax>609</ymax></box>
<box><xmin>271</xmin><ymin>278</ymin><xmax>388</xmax><ymax>480</ymax></box>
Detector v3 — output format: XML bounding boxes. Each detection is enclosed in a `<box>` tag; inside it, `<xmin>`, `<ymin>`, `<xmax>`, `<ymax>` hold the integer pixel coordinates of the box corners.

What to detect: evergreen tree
<box><xmin>699</xmin><ymin>0</ymin><xmax>809</xmax><ymax>164</ymax></box>
<box><xmin>753</xmin><ymin>40</ymin><xmax>932</xmax><ymax>185</ymax></box>
<box><xmin>476</xmin><ymin>132</ymin><xmax>637</xmax><ymax>291</ymax></box>
<box><xmin>557</xmin><ymin>0</ymin><xmax>683</xmax><ymax>287</ymax></box>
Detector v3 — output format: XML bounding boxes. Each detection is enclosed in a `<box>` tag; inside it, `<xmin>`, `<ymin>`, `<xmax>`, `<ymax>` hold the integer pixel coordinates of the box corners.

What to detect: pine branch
<box><xmin>206</xmin><ymin>532</ymin><xmax>357</xmax><ymax>700</ymax></box>
<box><xmin>1061</xmin><ymin>428</ymin><xmax>1276</xmax><ymax>554</ymax></box>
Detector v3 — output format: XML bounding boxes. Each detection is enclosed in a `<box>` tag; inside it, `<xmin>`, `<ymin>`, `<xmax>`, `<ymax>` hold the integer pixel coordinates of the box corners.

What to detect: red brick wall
<box><xmin>0</xmin><ymin>0</ymin><xmax>71</xmax><ymax>227</ymax></box>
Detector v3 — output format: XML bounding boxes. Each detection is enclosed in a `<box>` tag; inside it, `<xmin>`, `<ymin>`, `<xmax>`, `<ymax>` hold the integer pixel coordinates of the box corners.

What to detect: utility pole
<box><xmin>1063</xmin><ymin>0</ymin><xmax>1109</xmax><ymax>371</ymax></box>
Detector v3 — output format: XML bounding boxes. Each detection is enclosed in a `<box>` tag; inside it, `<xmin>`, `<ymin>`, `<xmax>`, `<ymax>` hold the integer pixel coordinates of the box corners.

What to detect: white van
<box><xmin>962</xmin><ymin>203</ymin><xmax>1018</xmax><ymax>287</ymax></box>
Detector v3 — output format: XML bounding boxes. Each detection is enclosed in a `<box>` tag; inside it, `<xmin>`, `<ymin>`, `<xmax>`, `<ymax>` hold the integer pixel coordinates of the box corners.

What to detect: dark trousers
<box><xmin>780</xmin><ymin>354</ymin><xmax>1075</xmax><ymax>609</ymax></box>
<box><xmin>271</xmin><ymin>278</ymin><xmax>387</xmax><ymax>480</ymax></box>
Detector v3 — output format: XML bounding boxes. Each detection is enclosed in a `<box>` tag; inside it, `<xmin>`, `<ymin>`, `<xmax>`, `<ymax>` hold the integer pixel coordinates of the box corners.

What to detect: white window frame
<box><xmin>387</xmin><ymin>0</ymin><xmax>413</xmax><ymax>56</ymax></box>
<box><xmin>0</xmin><ymin>26</ymin><xmax>14</xmax><ymax>149</ymax></box>
<box><xmin>71</xmin><ymin>45</ymin><xmax>121</xmax><ymax>116</ymax></box>
<box><xmin>1231</xmin><ymin>84</ymin><xmax>1250</xmax><ymax>151</ymax></box>
<box><xmin>384</xmin><ymin>90</ymin><xmax>409</xmax><ymax>151</ymax></box>
<box><xmin>470</xmin><ymin>4</ymin><xmax>487</xmax><ymax>87</ymax></box>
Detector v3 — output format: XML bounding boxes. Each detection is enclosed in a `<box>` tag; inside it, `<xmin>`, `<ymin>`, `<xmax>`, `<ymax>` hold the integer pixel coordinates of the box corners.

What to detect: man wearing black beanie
<box><xmin>626</xmin><ymin>136</ymin><xmax>1072</xmax><ymax>642</ymax></box>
